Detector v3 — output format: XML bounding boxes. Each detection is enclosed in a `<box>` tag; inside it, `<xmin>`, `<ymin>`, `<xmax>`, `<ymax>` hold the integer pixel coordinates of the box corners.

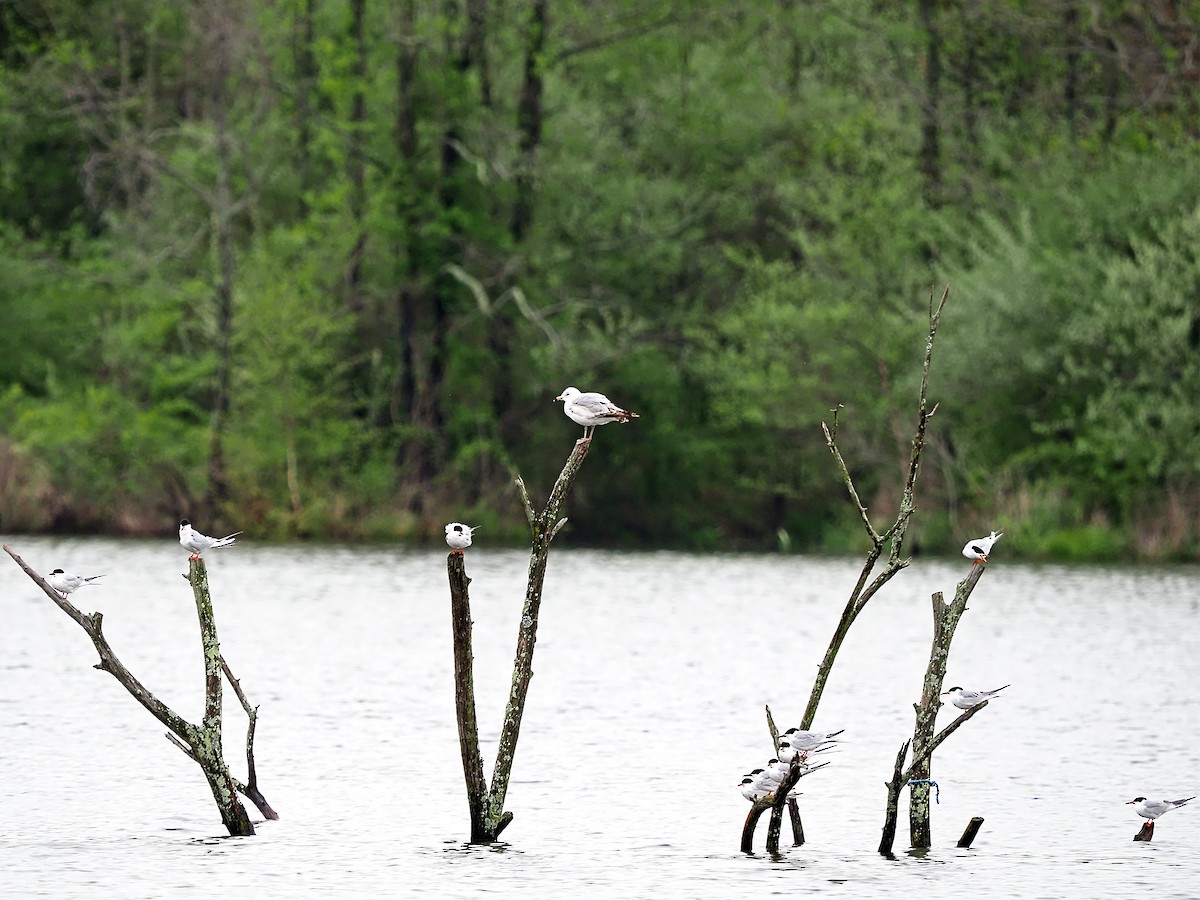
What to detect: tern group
<box><xmin>738</xmin><ymin>728</ymin><xmax>845</xmax><ymax>802</ymax></box>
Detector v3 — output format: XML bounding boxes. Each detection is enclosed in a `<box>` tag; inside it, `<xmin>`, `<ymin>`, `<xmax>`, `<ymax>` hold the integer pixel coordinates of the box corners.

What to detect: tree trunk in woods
<box><xmin>1064</xmin><ymin>2</ymin><xmax>1080</xmax><ymax>138</ymax></box>
<box><xmin>1101</xmin><ymin>34</ymin><xmax>1121</xmax><ymax>142</ymax></box>
<box><xmin>447</xmin><ymin>437</ymin><xmax>592</xmax><ymax>842</ymax></box>
<box><xmin>205</xmin><ymin>4</ymin><xmax>238</xmax><ymax>515</ymax></box>
<box><xmin>918</xmin><ymin>0</ymin><xmax>942</xmax><ymax>205</ymax></box>
<box><xmin>293</xmin><ymin>0</ymin><xmax>319</xmax><ymax>207</ymax></box>
<box><xmin>4</xmin><ymin>546</ymin><xmax>269</xmax><ymax>835</ymax></box>
<box><xmin>345</xmin><ymin>0</ymin><xmax>368</xmax><ymax>305</ymax></box>
<box><xmin>511</xmin><ymin>0</ymin><xmax>546</xmax><ymax>243</ymax></box>
<box><xmin>393</xmin><ymin>0</ymin><xmax>419</xmax><ymax>433</ymax></box>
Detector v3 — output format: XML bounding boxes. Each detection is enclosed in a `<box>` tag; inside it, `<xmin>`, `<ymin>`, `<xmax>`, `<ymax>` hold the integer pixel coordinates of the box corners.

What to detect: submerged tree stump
<box><xmin>1134</xmin><ymin>822</ymin><xmax>1154</xmax><ymax>842</ymax></box>
<box><xmin>957</xmin><ymin>816</ymin><xmax>985</xmax><ymax>848</ymax></box>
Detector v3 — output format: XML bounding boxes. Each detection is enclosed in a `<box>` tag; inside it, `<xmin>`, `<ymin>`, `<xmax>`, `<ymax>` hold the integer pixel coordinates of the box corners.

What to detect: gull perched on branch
<box><xmin>942</xmin><ymin>684</ymin><xmax>1010</xmax><ymax>709</ymax></box>
<box><xmin>179</xmin><ymin>519</ymin><xmax>241</xmax><ymax>561</ymax></box>
<box><xmin>962</xmin><ymin>530</ymin><xmax>1003</xmax><ymax>563</ymax></box>
<box><xmin>46</xmin><ymin>568</ymin><xmax>104</xmax><ymax>597</ymax></box>
<box><xmin>554</xmin><ymin>386</ymin><xmax>639</xmax><ymax>441</ymax></box>
<box><xmin>445</xmin><ymin>522</ymin><xmax>478</xmax><ymax>554</ymax></box>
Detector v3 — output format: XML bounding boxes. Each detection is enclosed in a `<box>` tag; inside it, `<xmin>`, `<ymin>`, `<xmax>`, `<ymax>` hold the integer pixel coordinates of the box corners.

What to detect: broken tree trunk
<box><xmin>909</xmin><ymin>564</ymin><xmax>987</xmax><ymax>847</ymax></box>
<box><xmin>448</xmin><ymin>437</ymin><xmax>591</xmax><ymax>842</ymax></box>
<box><xmin>877</xmin><ymin>564</ymin><xmax>992</xmax><ymax>854</ymax></box>
<box><xmin>957</xmin><ymin>816</ymin><xmax>985</xmax><ymax>848</ymax></box>
<box><xmin>4</xmin><ymin>545</ymin><xmax>269</xmax><ymax>835</ymax></box>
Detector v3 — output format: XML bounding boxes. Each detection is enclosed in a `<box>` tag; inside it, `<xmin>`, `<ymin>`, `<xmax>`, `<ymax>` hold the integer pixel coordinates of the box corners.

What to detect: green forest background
<box><xmin>1</xmin><ymin>0</ymin><xmax>1199</xmax><ymax>559</ymax></box>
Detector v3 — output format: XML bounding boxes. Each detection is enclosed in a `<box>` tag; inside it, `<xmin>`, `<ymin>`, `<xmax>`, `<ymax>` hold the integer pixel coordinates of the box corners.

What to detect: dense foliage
<box><xmin>1</xmin><ymin>0</ymin><xmax>1198</xmax><ymax>559</ymax></box>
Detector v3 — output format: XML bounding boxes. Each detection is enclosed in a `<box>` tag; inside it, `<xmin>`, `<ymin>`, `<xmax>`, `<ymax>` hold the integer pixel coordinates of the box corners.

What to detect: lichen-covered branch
<box><xmin>183</xmin><ymin>558</ymin><xmax>256</xmax><ymax>835</ymax></box>
<box><xmin>4</xmin><ymin>544</ymin><xmax>258</xmax><ymax>836</ymax></box>
<box><xmin>485</xmin><ymin>438</ymin><xmax>590</xmax><ymax>836</ymax></box>
<box><xmin>448</xmin><ymin>438</ymin><xmax>591</xmax><ymax>842</ymax></box>
<box><xmin>879</xmin><ymin>702</ymin><xmax>990</xmax><ymax>854</ymax></box>
<box><xmin>4</xmin><ymin>545</ymin><xmax>193</xmax><ymax>740</ymax></box>
<box><xmin>907</xmin><ymin>561</ymin><xmax>986</xmax><ymax>848</ymax></box>
<box><xmin>877</xmin><ymin>559</ymin><xmax>990</xmax><ymax>854</ymax></box>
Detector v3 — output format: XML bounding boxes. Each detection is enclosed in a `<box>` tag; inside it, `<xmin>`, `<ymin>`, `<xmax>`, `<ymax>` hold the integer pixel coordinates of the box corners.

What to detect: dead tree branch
<box><xmin>749</xmin><ymin>287</ymin><xmax>950</xmax><ymax>853</ymax></box>
<box><xmin>878</xmin><ymin>561</ymin><xmax>992</xmax><ymax>854</ymax></box>
<box><xmin>449</xmin><ymin>437</ymin><xmax>591</xmax><ymax>842</ymax></box>
<box><xmin>4</xmin><ymin>544</ymin><xmax>262</xmax><ymax>835</ymax></box>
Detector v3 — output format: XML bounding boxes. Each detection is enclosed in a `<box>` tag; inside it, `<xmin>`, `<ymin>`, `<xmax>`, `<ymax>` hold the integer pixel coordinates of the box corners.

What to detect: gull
<box><xmin>782</xmin><ymin>728</ymin><xmax>844</xmax><ymax>752</ymax></box>
<box><xmin>1127</xmin><ymin>796</ymin><xmax>1195</xmax><ymax>824</ymax></box>
<box><xmin>46</xmin><ymin>568</ymin><xmax>104</xmax><ymax>597</ymax></box>
<box><xmin>179</xmin><ymin>519</ymin><xmax>241</xmax><ymax>561</ymax></box>
<box><xmin>554</xmin><ymin>386</ymin><xmax>639</xmax><ymax>441</ymax></box>
<box><xmin>942</xmin><ymin>684</ymin><xmax>1010</xmax><ymax>709</ymax></box>
<box><xmin>444</xmin><ymin>522</ymin><xmax>477</xmax><ymax>554</ymax></box>
<box><xmin>962</xmin><ymin>530</ymin><xmax>1003</xmax><ymax>563</ymax></box>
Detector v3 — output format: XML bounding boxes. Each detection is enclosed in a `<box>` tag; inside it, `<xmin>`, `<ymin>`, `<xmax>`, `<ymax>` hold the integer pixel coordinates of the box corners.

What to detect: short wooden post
<box><xmin>1134</xmin><ymin>822</ymin><xmax>1154</xmax><ymax>842</ymax></box>
<box><xmin>956</xmin><ymin>816</ymin><xmax>984</xmax><ymax>848</ymax></box>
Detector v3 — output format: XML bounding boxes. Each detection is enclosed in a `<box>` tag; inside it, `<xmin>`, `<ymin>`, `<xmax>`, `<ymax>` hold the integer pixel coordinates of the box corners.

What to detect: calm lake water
<box><xmin>2</xmin><ymin>535</ymin><xmax>1199</xmax><ymax>898</ymax></box>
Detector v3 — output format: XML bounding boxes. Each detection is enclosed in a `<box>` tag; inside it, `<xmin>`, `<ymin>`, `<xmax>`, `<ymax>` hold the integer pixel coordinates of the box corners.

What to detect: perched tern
<box><xmin>46</xmin><ymin>568</ymin><xmax>104</xmax><ymax>597</ymax></box>
<box><xmin>554</xmin><ymin>387</ymin><xmax>639</xmax><ymax>441</ymax></box>
<box><xmin>738</xmin><ymin>777</ymin><xmax>769</xmax><ymax>801</ymax></box>
<box><xmin>782</xmin><ymin>728</ymin><xmax>844</xmax><ymax>752</ymax></box>
<box><xmin>942</xmin><ymin>684</ymin><xmax>1010</xmax><ymax>709</ymax></box>
<box><xmin>756</xmin><ymin>760</ymin><xmax>786</xmax><ymax>784</ymax></box>
<box><xmin>776</xmin><ymin>742</ymin><xmax>799</xmax><ymax>764</ymax></box>
<box><xmin>962</xmin><ymin>530</ymin><xmax>1003</xmax><ymax>563</ymax></box>
<box><xmin>740</xmin><ymin>775</ymin><xmax>798</xmax><ymax>802</ymax></box>
<box><xmin>776</xmin><ymin>742</ymin><xmax>817</xmax><ymax>766</ymax></box>
<box><xmin>1127</xmin><ymin>796</ymin><xmax>1195</xmax><ymax>823</ymax></box>
<box><xmin>444</xmin><ymin>522</ymin><xmax>478</xmax><ymax>554</ymax></box>
<box><xmin>179</xmin><ymin>519</ymin><xmax>241</xmax><ymax>560</ymax></box>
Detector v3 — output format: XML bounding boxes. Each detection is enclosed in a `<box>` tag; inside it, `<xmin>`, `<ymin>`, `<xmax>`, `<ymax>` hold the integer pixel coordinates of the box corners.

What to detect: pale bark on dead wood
<box><xmin>752</xmin><ymin>287</ymin><xmax>949</xmax><ymax>852</ymax></box>
<box><xmin>448</xmin><ymin>437</ymin><xmax>590</xmax><ymax>842</ymax></box>
<box><xmin>4</xmin><ymin>545</ymin><xmax>270</xmax><ymax>835</ymax></box>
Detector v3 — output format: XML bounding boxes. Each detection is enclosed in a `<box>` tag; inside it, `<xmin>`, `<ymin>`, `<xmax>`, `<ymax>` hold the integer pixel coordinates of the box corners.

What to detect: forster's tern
<box><xmin>444</xmin><ymin>522</ymin><xmax>478</xmax><ymax>553</ymax></box>
<box><xmin>1127</xmin><ymin>796</ymin><xmax>1195</xmax><ymax>823</ymax></box>
<box><xmin>776</xmin><ymin>742</ymin><xmax>799</xmax><ymax>764</ymax></box>
<box><xmin>942</xmin><ymin>684</ymin><xmax>1010</xmax><ymax>709</ymax></box>
<box><xmin>782</xmin><ymin>728</ymin><xmax>844</xmax><ymax>752</ymax></box>
<box><xmin>738</xmin><ymin>777</ymin><xmax>769</xmax><ymax>801</ymax></box>
<box><xmin>554</xmin><ymin>387</ymin><xmax>639</xmax><ymax>441</ymax></box>
<box><xmin>962</xmin><ymin>530</ymin><xmax>1003</xmax><ymax>563</ymax></box>
<box><xmin>46</xmin><ymin>569</ymin><xmax>104</xmax><ymax>597</ymax></box>
<box><xmin>179</xmin><ymin>519</ymin><xmax>242</xmax><ymax>560</ymax></box>
<box><xmin>741</xmin><ymin>774</ymin><xmax>798</xmax><ymax>802</ymax></box>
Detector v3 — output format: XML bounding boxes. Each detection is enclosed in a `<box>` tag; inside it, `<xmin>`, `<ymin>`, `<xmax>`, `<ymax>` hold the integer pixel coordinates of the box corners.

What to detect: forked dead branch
<box><xmin>4</xmin><ymin>545</ymin><xmax>274</xmax><ymax>835</ymax></box>
<box><xmin>447</xmin><ymin>437</ymin><xmax>591</xmax><ymax>842</ymax></box>
<box><xmin>746</xmin><ymin>287</ymin><xmax>949</xmax><ymax>854</ymax></box>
